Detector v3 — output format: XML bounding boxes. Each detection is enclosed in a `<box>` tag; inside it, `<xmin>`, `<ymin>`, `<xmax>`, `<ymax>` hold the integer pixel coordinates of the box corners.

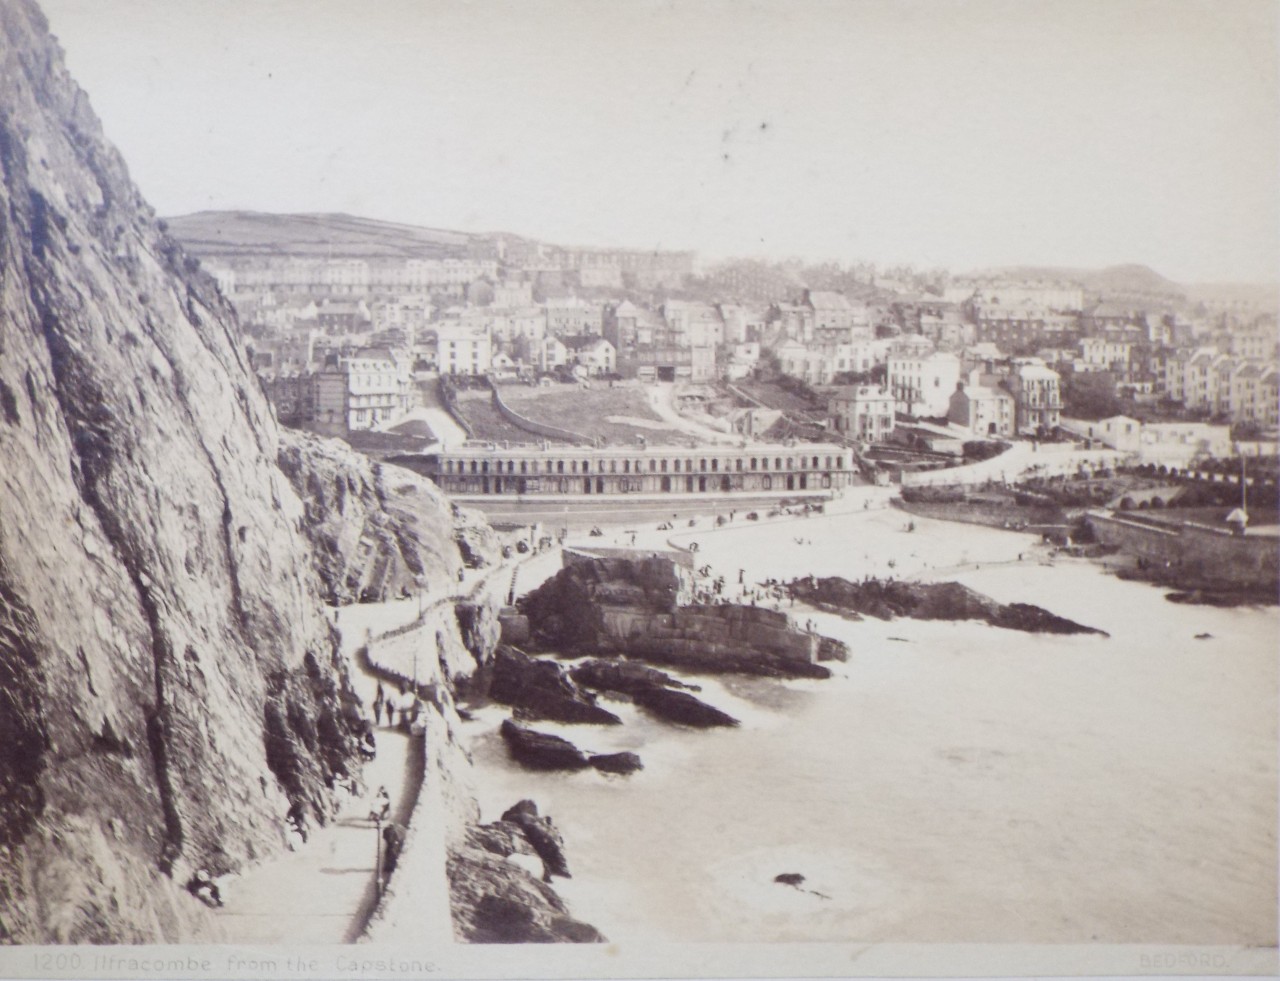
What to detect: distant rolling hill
<box><xmin>967</xmin><ymin>263</ymin><xmax>1188</xmax><ymax>302</ymax></box>
<box><xmin>165</xmin><ymin>210</ymin><xmax>494</xmax><ymax>259</ymax></box>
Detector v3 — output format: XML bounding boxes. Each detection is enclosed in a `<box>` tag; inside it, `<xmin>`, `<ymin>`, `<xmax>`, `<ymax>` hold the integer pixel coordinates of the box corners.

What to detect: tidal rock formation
<box><xmin>788</xmin><ymin>577</ymin><xmax>1108</xmax><ymax>636</ymax></box>
<box><xmin>499</xmin><ymin>720</ymin><xmax>591</xmax><ymax>771</ymax></box>
<box><xmin>500</xmin><ymin>799</ymin><xmax>571</xmax><ymax>880</ymax></box>
<box><xmin>277</xmin><ymin>431</ymin><xmax>499</xmax><ymax>604</ymax></box>
<box><xmin>587</xmin><ymin>751</ymin><xmax>644</xmax><ymax>775</ymax></box>
<box><xmin>487</xmin><ymin>646</ymin><xmax>621</xmax><ymax>725</ymax></box>
<box><xmin>568</xmin><ymin>658</ymin><xmax>699</xmax><ymax>695</ymax></box>
<box><xmin>521</xmin><ymin>556</ymin><xmax>837</xmax><ymax>677</ymax></box>
<box><xmin>447</xmin><ymin>852</ymin><xmax>603</xmax><ymax>943</ymax></box>
<box><xmin>449</xmin><ymin>805</ymin><xmax>601</xmax><ymax>941</ymax></box>
<box><xmin>632</xmin><ymin>688</ymin><xmax>740</xmax><ymax>728</ymax></box>
<box><xmin>0</xmin><ymin>3</ymin><xmax>369</xmax><ymax>941</ymax></box>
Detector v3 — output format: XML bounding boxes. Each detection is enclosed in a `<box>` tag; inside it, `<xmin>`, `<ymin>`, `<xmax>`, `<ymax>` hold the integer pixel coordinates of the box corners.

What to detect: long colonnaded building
<box><xmin>419</xmin><ymin>442</ymin><xmax>857</xmax><ymax>497</ymax></box>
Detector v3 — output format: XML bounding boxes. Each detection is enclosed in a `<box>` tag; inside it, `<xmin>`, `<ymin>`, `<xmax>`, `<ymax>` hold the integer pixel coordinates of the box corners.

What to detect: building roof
<box><xmin>805</xmin><ymin>290</ymin><xmax>853</xmax><ymax>310</ymax></box>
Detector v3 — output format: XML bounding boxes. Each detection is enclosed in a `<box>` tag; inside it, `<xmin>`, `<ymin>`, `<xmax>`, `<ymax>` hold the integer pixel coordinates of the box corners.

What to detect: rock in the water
<box><xmin>774</xmin><ymin>873</ymin><xmax>806</xmax><ymax>886</ymax></box>
<box><xmin>489</xmin><ymin>647</ymin><xmax>621</xmax><ymax>725</ymax></box>
<box><xmin>789</xmin><ymin>577</ymin><xmax>1108</xmax><ymax>636</ymax></box>
<box><xmin>499</xmin><ymin>719</ymin><xmax>591</xmax><ymax>772</ymax></box>
<box><xmin>588</xmin><ymin>752</ymin><xmax>644</xmax><ymax>775</ymax></box>
<box><xmin>632</xmin><ymin>688</ymin><xmax>739</xmax><ymax>728</ymax></box>
<box><xmin>569</xmin><ymin>658</ymin><xmax>698</xmax><ymax>695</ymax></box>
<box><xmin>501</xmin><ymin>799</ymin><xmax>571</xmax><ymax>880</ymax></box>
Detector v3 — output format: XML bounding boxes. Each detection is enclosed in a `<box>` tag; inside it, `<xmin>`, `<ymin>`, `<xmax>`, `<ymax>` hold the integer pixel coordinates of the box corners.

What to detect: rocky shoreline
<box><xmin>787</xmin><ymin>576</ymin><xmax>1109</xmax><ymax>636</ymax></box>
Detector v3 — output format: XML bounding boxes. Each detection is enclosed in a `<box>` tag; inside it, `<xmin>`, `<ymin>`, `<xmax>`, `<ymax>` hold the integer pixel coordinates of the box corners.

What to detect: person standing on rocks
<box><xmin>373</xmin><ymin>684</ymin><xmax>385</xmax><ymax>726</ymax></box>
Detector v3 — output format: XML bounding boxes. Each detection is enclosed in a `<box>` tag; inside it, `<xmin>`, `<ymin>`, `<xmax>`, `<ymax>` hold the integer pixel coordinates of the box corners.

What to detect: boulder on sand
<box><xmin>500</xmin><ymin>719</ymin><xmax>591</xmax><ymax>772</ymax></box>
<box><xmin>632</xmin><ymin>688</ymin><xmax>739</xmax><ymax>728</ymax></box>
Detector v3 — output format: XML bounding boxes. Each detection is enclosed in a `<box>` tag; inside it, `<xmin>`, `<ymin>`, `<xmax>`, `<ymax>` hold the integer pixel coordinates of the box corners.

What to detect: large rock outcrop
<box><xmin>520</xmin><ymin>556</ymin><xmax>838</xmax><ymax>677</ymax></box>
<box><xmin>447</xmin><ymin>800</ymin><xmax>602</xmax><ymax>943</ymax></box>
<box><xmin>788</xmin><ymin>577</ymin><xmax>1108</xmax><ymax>636</ymax></box>
<box><xmin>0</xmin><ymin>2</ymin><xmax>362</xmax><ymax>942</ymax></box>
<box><xmin>276</xmin><ymin>431</ymin><xmax>499</xmax><ymax>605</ymax></box>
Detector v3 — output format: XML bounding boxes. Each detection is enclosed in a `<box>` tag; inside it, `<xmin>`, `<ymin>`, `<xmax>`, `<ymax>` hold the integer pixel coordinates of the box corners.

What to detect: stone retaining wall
<box><xmin>1087</xmin><ymin>511</ymin><xmax>1279</xmax><ymax>588</ymax></box>
<box><xmin>489</xmin><ymin>380</ymin><xmax>590</xmax><ymax>444</ymax></box>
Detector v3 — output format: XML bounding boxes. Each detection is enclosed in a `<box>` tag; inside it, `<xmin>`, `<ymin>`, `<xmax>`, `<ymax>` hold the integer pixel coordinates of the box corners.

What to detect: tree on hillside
<box><xmin>1061</xmin><ymin>371</ymin><xmax>1121</xmax><ymax>420</ymax></box>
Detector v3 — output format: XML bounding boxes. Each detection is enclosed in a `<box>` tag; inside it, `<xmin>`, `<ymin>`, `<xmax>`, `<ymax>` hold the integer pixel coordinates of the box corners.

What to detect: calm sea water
<box><xmin>461</xmin><ymin>509</ymin><xmax>1278</xmax><ymax>945</ymax></box>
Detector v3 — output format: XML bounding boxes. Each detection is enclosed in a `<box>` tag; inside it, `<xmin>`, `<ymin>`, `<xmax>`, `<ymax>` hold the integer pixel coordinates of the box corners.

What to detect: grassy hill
<box><xmin>165</xmin><ymin>210</ymin><xmax>488</xmax><ymax>259</ymax></box>
<box><xmin>968</xmin><ymin>263</ymin><xmax>1187</xmax><ymax>302</ymax></box>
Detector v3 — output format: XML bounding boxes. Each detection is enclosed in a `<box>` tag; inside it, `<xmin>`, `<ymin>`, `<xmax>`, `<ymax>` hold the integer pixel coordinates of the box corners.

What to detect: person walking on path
<box><xmin>372</xmin><ymin>684</ymin><xmax>385</xmax><ymax>727</ymax></box>
<box><xmin>369</xmin><ymin>786</ymin><xmax>391</xmax><ymax>824</ymax></box>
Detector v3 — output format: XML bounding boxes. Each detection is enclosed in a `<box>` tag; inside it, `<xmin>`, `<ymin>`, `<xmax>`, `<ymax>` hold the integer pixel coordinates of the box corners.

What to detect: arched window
<box><xmin>556</xmin><ymin>460</ymin><xmax>564</xmax><ymax>474</ymax></box>
<box><xmin>661</xmin><ymin>459</ymin><xmax>668</xmax><ymax>472</ymax></box>
<box><xmin>700</xmin><ymin>458</ymin><xmax>707</xmax><ymax>471</ymax></box>
<box><xmin>521</xmin><ymin>460</ymin><xmax>528</xmax><ymax>474</ymax></box>
<box><xmin>775</xmin><ymin>458</ymin><xmax>782</xmax><ymax>469</ymax></box>
<box><xmin>673</xmin><ymin>459</ymin><xmax>681</xmax><ymax>472</ymax></box>
<box><xmin>571</xmin><ymin>460</ymin><xmax>578</xmax><ymax>473</ymax></box>
<box><xmin>751</xmin><ymin>458</ymin><xmax>758</xmax><ymax>470</ymax></box>
<box><xmin>624</xmin><ymin>460</ymin><xmax>631</xmax><ymax>473</ymax></box>
<box><xmin>735</xmin><ymin>459</ymin><xmax>743</xmax><ymax>472</ymax></box>
<box><xmin>649</xmin><ymin>459</ymin><xmax>657</xmax><ymax>472</ymax></box>
<box><xmin>711</xmin><ymin>459</ymin><xmax>718</xmax><ymax>472</ymax></box>
<box><xmin>583</xmin><ymin>459</ymin><xmax>590</xmax><ymax>473</ymax></box>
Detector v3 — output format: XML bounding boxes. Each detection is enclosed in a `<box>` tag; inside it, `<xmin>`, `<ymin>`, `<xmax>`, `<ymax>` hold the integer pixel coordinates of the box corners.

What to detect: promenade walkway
<box><xmin>204</xmin><ymin>599</ymin><xmax>422</xmax><ymax>945</ymax></box>
<box><xmin>196</xmin><ymin>541</ymin><xmax>545</xmax><ymax>944</ymax></box>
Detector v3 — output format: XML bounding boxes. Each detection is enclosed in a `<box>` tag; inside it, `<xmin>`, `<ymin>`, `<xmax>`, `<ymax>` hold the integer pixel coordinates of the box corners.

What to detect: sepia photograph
<box><xmin>0</xmin><ymin>0</ymin><xmax>1276</xmax><ymax>978</ymax></box>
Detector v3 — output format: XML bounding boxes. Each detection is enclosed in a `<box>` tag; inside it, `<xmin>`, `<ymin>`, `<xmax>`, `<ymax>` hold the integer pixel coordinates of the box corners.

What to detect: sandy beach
<box><xmin>462</xmin><ymin>503</ymin><xmax>1278</xmax><ymax>945</ymax></box>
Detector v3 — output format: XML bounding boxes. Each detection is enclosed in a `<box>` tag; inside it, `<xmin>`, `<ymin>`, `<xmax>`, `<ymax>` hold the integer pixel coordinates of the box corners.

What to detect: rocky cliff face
<box><xmin>0</xmin><ymin>2</ymin><xmax>367</xmax><ymax>942</ymax></box>
<box><xmin>276</xmin><ymin>431</ymin><xmax>500</xmax><ymax>604</ymax></box>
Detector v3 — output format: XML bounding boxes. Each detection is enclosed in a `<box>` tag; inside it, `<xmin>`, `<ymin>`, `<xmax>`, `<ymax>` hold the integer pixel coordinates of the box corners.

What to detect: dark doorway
<box><xmin>657</xmin><ymin>365</ymin><xmax>676</xmax><ymax>382</ymax></box>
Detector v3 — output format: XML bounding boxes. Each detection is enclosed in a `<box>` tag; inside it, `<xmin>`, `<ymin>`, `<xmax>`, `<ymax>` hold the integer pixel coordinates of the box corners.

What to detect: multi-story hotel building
<box><xmin>419</xmin><ymin>442</ymin><xmax>856</xmax><ymax>497</ymax></box>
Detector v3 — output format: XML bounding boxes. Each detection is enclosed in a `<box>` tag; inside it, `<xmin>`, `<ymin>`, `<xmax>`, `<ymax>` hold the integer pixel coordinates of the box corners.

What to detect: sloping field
<box><xmin>499</xmin><ymin>384</ymin><xmax>693</xmax><ymax>446</ymax></box>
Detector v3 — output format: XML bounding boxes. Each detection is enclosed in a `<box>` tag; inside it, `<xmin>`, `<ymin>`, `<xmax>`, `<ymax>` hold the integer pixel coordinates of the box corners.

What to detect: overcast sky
<box><xmin>37</xmin><ymin>0</ymin><xmax>1280</xmax><ymax>283</ymax></box>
